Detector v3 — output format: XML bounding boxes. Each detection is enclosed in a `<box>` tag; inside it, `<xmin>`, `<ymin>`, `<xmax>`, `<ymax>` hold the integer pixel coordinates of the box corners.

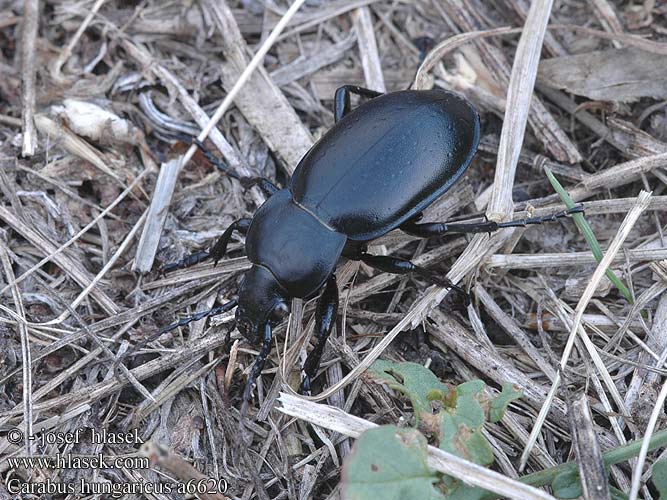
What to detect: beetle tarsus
<box><xmin>413</xmin><ymin>36</ymin><xmax>435</xmax><ymax>62</ymax></box>
<box><xmin>356</xmin><ymin>252</ymin><xmax>466</xmax><ymax>296</ymax></box>
<box><xmin>496</xmin><ymin>204</ymin><xmax>585</xmax><ymax>229</ymax></box>
<box><xmin>413</xmin><ymin>269</ymin><xmax>470</xmax><ymax>304</ymax></box>
<box><xmin>401</xmin><ymin>204</ymin><xmax>585</xmax><ymax>237</ymax></box>
<box><xmin>300</xmin><ymin>375</ymin><xmax>312</xmax><ymax>396</ymax></box>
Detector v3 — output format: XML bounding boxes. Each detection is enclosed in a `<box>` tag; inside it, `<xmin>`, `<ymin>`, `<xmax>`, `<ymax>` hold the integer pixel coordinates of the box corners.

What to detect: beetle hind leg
<box><xmin>496</xmin><ymin>205</ymin><xmax>584</xmax><ymax>229</ymax></box>
<box><xmin>400</xmin><ymin>205</ymin><xmax>585</xmax><ymax>237</ymax></box>
<box><xmin>334</xmin><ymin>85</ymin><xmax>384</xmax><ymax>122</ymax></box>
<box><xmin>356</xmin><ymin>253</ymin><xmax>470</xmax><ymax>304</ymax></box>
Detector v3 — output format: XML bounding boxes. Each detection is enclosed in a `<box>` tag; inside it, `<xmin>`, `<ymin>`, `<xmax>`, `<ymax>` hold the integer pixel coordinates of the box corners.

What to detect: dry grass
<box><xmin>1</xmin><ymin>1</ymin><xmax>667</xmax><ymax>499</ymax></box>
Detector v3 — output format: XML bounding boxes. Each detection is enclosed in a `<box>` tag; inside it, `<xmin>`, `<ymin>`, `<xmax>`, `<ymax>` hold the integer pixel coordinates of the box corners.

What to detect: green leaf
<box><xmin>456</xmin><ymin>380</ymin><xmax>486</xmax><ymax>397</ymax></box>
<box><xmin>341</xmin><ymin>426</ymin><xmax>446</xmax><ymax>500</ymax></box>
<box><xmin>653</xmin><ymin>460</ymin><xmax>667</xmax><ymax>499</ymax></box>
<box><xmin>367</xmin><ymin>361</ymin><xmax>523</xmax><ymax>467</ymax></box>
<box><xmin>552</xmin><ymin>469</ymin><xmax>625</xmax><ymax>500</ymax></box>
<box><xmin>490</xmin><ymin>383</ymin><xmax>522</xmax><ymax>423</ymax></box>
<box><xmin>438</xmin><ymin>381</ymin><xmax>493</xmax><ymax>465</ymax></box>
<box><xmin>455</xmin><ymin>381</ymin><xmax>486</xmax><ymax>425</ymax></box>
<box><xmin>551</xmin><ymin>470</ymin><xmax>582</xmax><ymax>499</ymax></box>
<box><xmin>610</xmin><ymin>486</ymin><xmax>630</xmax><ymax>500</ymax></box>
<box><xmin>368</xmin><ymin>360</ymin><xmax>449</xmax><ymax>423</ymax></box>
<box><xmin>445</xmin><ymin>483</ymin><xmax>490</xmax><ymax>500</ymax></box>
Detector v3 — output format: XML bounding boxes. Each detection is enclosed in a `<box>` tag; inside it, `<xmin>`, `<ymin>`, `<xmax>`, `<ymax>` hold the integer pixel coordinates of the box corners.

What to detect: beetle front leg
<box><xmin>300</xmin><ymin>275</ymin><xmax>339</xmax><ymax>395</ymax></box>
<box><xmin>240</xmin><ymin>322</ymin><xmax>273</xmax><ymax>420</ymax></box>
<box><xmin>334</xmin><ymin>85</ymin><xmax>384</xmax><ymax>122</ymax></box>
<box><xmin>356</xmin><ymin>253</ymin><xmax>469</xmax><ymax>301</ymax></box>
<box><xmin>162</xmin><ymin>218</ymin><xmax>251</xmax><ymax>272</ymax></box>
<box><xmin>208</xmin><ymin>218</ymin><xmax>252</xmax><ymax>265</ymax></box>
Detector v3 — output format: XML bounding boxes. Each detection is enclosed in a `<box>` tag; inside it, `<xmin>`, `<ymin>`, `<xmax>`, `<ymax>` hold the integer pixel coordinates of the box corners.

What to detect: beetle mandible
<box><xmin>163</xmin><ymin>85</ymin><xmax>582</xmax><ymax>416</ymax></box>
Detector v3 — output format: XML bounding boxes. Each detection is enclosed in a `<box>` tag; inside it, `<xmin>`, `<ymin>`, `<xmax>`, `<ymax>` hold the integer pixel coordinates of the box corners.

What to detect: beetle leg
<box><xmin>334</xmin><ymin>85</ymin><xmax>384</xmax><ymax>122</ymax></box>
<box><xmin>191</xmin><ymin>138</ymin><xmax>279</xmax><ymax>196</ymax></box>
<box><xmin>209</xmin><ymin>218</ymin><xmax>252</xmax><ymax>265</ymax></box>
<box><xmin>356</xmin><ymin>253</ymin><xmax>469</xmax><ymax>303</ymax></box>
<box><xmin>161</xmin><ymin>218</ymin><xmax>251</xmax><ymax>272</ymax></box>
<box><xmin>401</xmin><ymin>219</ymin><xmax>498</xmax><ymax>237</ymax></box>
<box><xmin>240</xmin><ymin>322</ymin><xmax>273</xmax><ymax>420</ymax></box>
<box><xmin>413</xmin><ymin>36</ymin><xmax>435</xmax><ymax>62</ymax></box>
<box><xmin>401</xmin><ymin>205</ymin><xmax>584</xmax><ymax>237</ymax></box>
<box><xmin>300</xmin><ymin>275</ymin><xmax>339</xmax><ymax>395</ymax></box>
<box><xmin>496</xmin><ymin>205</ymin><xmax>585</xmax><ymax>229</ymax></box>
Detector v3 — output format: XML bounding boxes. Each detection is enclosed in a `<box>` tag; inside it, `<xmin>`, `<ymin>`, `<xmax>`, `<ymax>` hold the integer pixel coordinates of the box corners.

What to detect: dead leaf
<box><xmin>538</xmin><ymin>47</ymin><xmax>667</xmax><ymax>101</ymax></box>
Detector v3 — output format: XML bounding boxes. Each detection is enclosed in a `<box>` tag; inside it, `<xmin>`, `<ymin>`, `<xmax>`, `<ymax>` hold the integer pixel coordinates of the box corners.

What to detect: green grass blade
<box><xmin>479</xmin><ymin>429</ymin><xmax>667</xmax><ymax>499</ymax></box>
<box><xmin>545</xmin><ymin>168</ymin><xmax>634</xmax><ymax>304</ymax></box>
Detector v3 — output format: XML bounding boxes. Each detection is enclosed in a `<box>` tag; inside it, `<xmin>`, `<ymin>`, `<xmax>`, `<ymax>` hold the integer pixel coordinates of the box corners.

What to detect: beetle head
<box><xmin>236</xmin><ymin>265</ymin><xmax>290</xmax><ymax>343</ymax></box>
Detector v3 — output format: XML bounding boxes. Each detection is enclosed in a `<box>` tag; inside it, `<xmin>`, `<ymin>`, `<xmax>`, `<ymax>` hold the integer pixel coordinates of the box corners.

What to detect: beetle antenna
<box><xmin>190</xmin><ymin>136</ymin><xmax>242</xmax><ymax>180</ymax></box>
<box><xmin>169</xmin><ymin>133</ymin><xmax>243</xmax><ymax>180</ymax></box>
<box><xmin>158</xmin><ymin>299</ymin><xmax>238</xmax><ymax>336</ymax></box>
<box><xmin>239</xmin><ymin>322</ymin><xmax>273</xmax><ymax>429</ymax></box>
<box><xmin>160</xmin><ymin>251</ymin><xmax>211</xmax><ymax>274</ymax></box>
<box><xmin>114</xmin><ymin>300</ymin><xmax>237</xmax><ymax>373</ymax></box>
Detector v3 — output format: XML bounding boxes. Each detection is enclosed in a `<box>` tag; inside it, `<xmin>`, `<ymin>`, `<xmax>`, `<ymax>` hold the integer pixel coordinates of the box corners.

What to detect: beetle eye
<box><xmin>271</xmin><ymin>302</ymin><xmax>290</xmax><ymax>321</ymax></box>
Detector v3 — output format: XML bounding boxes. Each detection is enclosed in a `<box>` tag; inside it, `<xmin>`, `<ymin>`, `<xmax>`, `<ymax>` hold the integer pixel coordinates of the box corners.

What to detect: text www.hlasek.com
<box><xmin>7</xmin><ymin>453</ymin><xmax>149</xmax><ymax>470</ymax></box>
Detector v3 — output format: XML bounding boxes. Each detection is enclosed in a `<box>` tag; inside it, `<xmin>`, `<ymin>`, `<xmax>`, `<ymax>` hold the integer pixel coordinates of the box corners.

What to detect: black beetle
<box><xmin>163</xmin><ymin>85</ymin><xmax>582</xmax><ymax>415</ymax></box>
